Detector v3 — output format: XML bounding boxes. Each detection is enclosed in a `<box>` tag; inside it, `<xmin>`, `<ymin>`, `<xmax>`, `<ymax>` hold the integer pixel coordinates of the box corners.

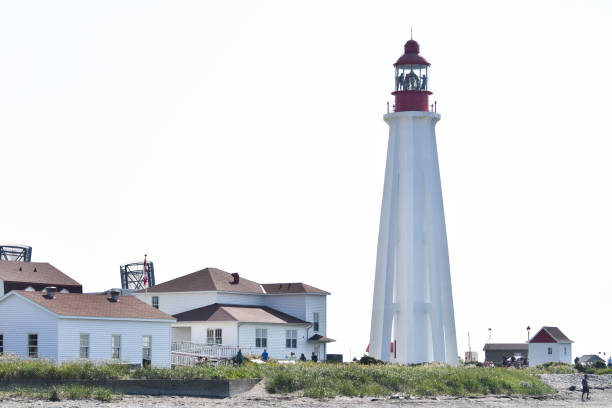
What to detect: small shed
<box><xmin>482</xmin><ymin>343</ymin><xmax>528</xmax><ymax>363</ymax></box>
<box><xmin>578</xmin><ymin>354</ymin><xmax>605</xmax><ymax>366</ymax></box>
<box><xmin>528</xmin><ymin>326</ymin><xmax>573</xmax><ymax>367</ymax></box>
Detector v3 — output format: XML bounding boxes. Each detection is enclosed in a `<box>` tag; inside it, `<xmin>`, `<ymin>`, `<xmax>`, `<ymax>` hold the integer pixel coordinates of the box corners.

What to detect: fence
<box><xmin>171</xmin><ymin>341</ymin><xmax>252</xmax><ymax>367</ymax></box>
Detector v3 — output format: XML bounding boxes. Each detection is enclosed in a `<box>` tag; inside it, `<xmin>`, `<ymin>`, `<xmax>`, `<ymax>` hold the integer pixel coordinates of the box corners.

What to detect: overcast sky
<box><xmin>1</xmin><ymin>0</ymin><xmax>611</xmax><ymax>361</ymax></box>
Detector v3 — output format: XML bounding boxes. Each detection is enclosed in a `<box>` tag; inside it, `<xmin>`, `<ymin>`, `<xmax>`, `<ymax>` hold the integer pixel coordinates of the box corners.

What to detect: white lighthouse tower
<box><xmin>369</xmin><ymin>38</ymin><xmax>458</xmax><ymax>365</ymax></box>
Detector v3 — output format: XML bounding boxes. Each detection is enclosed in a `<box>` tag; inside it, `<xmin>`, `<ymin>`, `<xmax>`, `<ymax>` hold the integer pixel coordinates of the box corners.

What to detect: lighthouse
<box><xmin>368</xmin><ymin>38</ymin><xmax>458</xmax><ymax>364</ymax></box>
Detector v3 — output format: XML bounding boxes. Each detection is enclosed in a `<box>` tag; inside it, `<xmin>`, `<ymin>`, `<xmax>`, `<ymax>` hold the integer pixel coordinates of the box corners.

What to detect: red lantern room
<box><xmin>392</xmin><ymin>39</ymin><xmax>431</xmax><ymax>112</ymax></box>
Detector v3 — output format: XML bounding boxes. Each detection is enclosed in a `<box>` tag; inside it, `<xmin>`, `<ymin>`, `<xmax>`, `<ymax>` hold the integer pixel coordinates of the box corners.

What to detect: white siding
<box><xmin>58</xmin><ymin>318</ymin><xmax>172</xmax><ymax>368</ymax></box>
<box><xmin>238</xmin><ymin>323</ymin><xmax>313</xmax><ymax>361</ymax></box>
<box><xmin>0</xmin><ymin>294</ymin><xmax>58</xmax><ymax>360</ymax></box>
<box><xmin>264</xmin><ymin>295</ymin><xmax>307</xmax><ymax>320</ymax></box>
<box><xmin>216</xmin><ymin>293</ymin><xmax>264</xmax><ymax>306</ymax></box>
<box><xmin>173</xmin><ymin>321</ymin><xmax>237</xmax><ymax>345</ymax></box>
<box><xmin>134</xmin><ymin>292</ymin><xmax>217</xmax><ymax>315</ymax></box>
<box><xmin>305</xmin><ymin>295</ymin><xmax>327</xmax><ymax>335</ymax></box>
<box><xmin>528</xmin><ymin>342</ymin><xmax>573</xmax><ymax>367</ymax></box>
<box><xmin>0</xmin><ymin>279</ymin><xmax>4</xmax><ymax>297</ymax></box>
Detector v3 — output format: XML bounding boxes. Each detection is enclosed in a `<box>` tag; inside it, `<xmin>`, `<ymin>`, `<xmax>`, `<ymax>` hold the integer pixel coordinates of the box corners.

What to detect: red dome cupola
<box><xmin>392</xmin><ymin>39</ymin><xmax>432</xmax><ymax>112</ymax></box>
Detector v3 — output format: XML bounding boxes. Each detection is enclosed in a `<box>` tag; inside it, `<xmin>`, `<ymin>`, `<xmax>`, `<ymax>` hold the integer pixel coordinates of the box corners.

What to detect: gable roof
<box><xmin>137</xmin><ymin>267</ymin><xmax>265</xmax><ymax>294</ymax></box>
<box><xmin>173</xmin><ymin>303</ymin><xmax>308</xmax><ymax>324</ymax></box>
<box><xmin>12</xmin><ymin>291</ymin><xmax>174</xmax><ymax>320</ymax></box>
<box><xmin>529</xmin><ymin>326</ymin><xmax>573</xmax><ymax>343</ymax></box>
<box><xmin>0</xmin><ymin>261</ymin><xmax>81</xmax><ymax>287</ymax></box>
<box><xmin>579</xmin><ymin>355</ymin><xmax>605</xmax><ymax>364</ymax></box>
<box><xmin>262</xmin><ymin>282</ymin><xmax>329</xmax><ymax>295</ymax></box>
<box><xmin>483</xmin><ymin>343</ymin><xmax>529</xmax><ymax>351</ymax></box>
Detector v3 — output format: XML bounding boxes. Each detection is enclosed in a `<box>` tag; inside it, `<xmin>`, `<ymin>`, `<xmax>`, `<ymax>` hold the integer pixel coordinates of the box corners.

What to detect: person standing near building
<box><xmin>608</xmin><ymin>356</ymin><xmax>612</xmax><ymax>367</ymax></box>
<box><xmin>582</xmin><ymin>374</ymin><xmax>590</xmax><ymax>401</ymax></box>
<box><xmin>236</xmin><ymin>349</ymin><xmax>243</xmax><ymax>365</ymax></box>
<box><xmin>262</xmin><ymin>349</ymin><xmax>268</xmax><ymax>362</ymax></box>
<box><xmin>311</xmin><ymin>351</ymin><xmax>318</xmax><ymax>363</ymax></box>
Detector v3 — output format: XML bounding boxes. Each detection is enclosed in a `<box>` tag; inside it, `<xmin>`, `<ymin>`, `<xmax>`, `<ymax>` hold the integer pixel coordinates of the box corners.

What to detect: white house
<box><xmin>528</xmin><ymin>326</ymin><xmax>573</xmax><ymax>367</ymax></box>
<box><xmin>134</xmin><ymin>267</ymin><xmax>334</xmax><ymax>361</ymax></box>
<box><xmin>0</xmin><ymin>288</ymin><xmax>175</xmax><ymax>367</ymax></box>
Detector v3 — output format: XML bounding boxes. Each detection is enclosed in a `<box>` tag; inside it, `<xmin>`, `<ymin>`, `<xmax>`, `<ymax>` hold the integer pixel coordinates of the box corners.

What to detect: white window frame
<box><xmin>112</xmin><ymin>334</ymin><xmax>121</xmax><ymax>359</ymax></box>
<box><xmin>80</xmin><ymin>334</ymin><xmax>89</xmax><ymax>359</ymax></box>
<box><xmin>547</xmin><ymin>347</ymin><xmax>553</xmax><ymax>355</ymax></box>
<box><xmin>313</xmin><ymin>312</ymin><xmax>320</xmax><ymax>332</ymax></box>
<box><xmin>28</xmin><ymin>334</ymin><xmax>38</xmax><ymax>358</ymax></box>
<box><xmin>214</xmin><ymin>328</ymin><xmax>222</xmax><ymax>345</ymax></box>
<box><xmin>142</xmin><ymin>335</ymin><xmax>152</xmax><ymax>367</ymax></box>
<box><xmin>152</xmin><ymin>296</ymin><xmax>159</xmax><ymax>309</ymax></box>
<box><xmin>256</xmin><ymin>328</ymin><xmax>267</xmax><ymax>348</ymax></box>
<box><xmin>286</xmin><ymin>329</ymin><xmax>297</xmax><ymax>348</ymax></box>
<box><xmin>207</xmin><ymin>328</ymin><xmax>222</xmax><ymax>345</ymax></box>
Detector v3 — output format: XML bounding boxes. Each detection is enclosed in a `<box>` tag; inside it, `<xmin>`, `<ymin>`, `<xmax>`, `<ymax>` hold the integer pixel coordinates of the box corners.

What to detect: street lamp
<box><xmin>527</xmin><ymin>326</ymin><xmax>531</xmax><ymax>342</ymax></box>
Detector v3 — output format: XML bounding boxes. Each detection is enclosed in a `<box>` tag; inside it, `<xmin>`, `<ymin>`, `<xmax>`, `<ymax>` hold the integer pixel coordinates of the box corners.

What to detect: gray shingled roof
<box><xmin>136</xmin><ymin>267</ymin><xmax>265</xmax><ymax>294</ymax></box>
<box><xmin>483</xmin><ymin>343</ymin><xmax>528</xmax><ymax>351</ymax></box>
<box><xmin>0</xmin><ymin>261</ymin><xmax>81</xmax><ymax>287</ymax></box>
<box><xmin>173</xmin><ymin>303</ymin><xmax>309</xmax><ymax>324</ymax></box>
<box><xmin>262</xmin><ymin>282</ymin><xmax>329</xmax><ymax>295</ymax></box>
<box><xmin>13</xmin><ymin>291</ymin><xmax>174</xmax><ymax>320</ymax></box>
<box><xmin>543</xmin><ymin>326</ymin><xmax>573</xmax><ymax>343</ymax></box>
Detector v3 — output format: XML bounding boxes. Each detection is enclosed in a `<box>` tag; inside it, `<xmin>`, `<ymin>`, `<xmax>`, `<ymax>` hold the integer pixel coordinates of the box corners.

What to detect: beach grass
<box><xmin>0</xmin><ymin>384</ymin><xmax>119</xmax><ymax>402</ymax></box>
<box><xmin>0</xmin><ymin>358</ymin><xmax>558</xmax><ymax>399</ymax></box>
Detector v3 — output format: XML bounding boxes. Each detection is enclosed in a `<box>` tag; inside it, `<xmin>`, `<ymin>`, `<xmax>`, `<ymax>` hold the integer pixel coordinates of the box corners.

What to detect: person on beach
<box><xmin>581</xmin><ymin>374</ymin><xmax>590</xmax><ymax>401</ymax></box>
<box><xmin>262</xmin><ymin>349</ymin><xmax>268</xmax><ymax>362</ymax></box>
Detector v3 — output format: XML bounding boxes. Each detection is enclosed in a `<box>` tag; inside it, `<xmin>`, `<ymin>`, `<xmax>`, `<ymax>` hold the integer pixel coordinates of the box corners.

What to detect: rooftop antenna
<box><xmin>410</xmin><ymin>26</ymin><xmax>413</xmax><ymax>40</ymax></box>
<box><xmin>487</xmin><ymin>328</ymin><xmax>492</xmax><ymax>344</ymax></box>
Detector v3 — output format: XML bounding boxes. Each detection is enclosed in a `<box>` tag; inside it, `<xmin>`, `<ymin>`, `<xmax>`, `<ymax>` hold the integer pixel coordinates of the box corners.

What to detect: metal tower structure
<box><xmin>369</xmin><ymin>38</ymin><xmax>458</xmax><ymax>365</ymax></box>
<box><xmin>120</xmin><ymin>259</ymin><xmax>155</xmax><ymax>290</ymax></box>
<box><xmin>0</xmin><ymin>244</ymin><xmax>32</xmax><ymax>262</ymax></box>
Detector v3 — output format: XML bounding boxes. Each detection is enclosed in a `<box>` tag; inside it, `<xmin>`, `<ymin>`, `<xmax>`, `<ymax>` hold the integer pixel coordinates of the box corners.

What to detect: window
<box><xmin>313</xmin><ymin>313</ymin><xmax>319</xmax><ymax>332</ymax></box>
<box><xmin>564</xmin><ymin>347</ymin><xmax>567</xmax><ymax>355</ymax></box>
<box><xmin>112</xmin><ymin>335</ymin><xmax>121</xmax><ymax>359</ymax></box>
<box><xmin>142</xmin><ymin>335</ymin><xmax>152</xmax><ymax>368</ymax></box>
<box><xmin>207</xmin><ymin>328</ymin><xmax>222</xmax><ymax>345</ymax></box>
<box><xmin>547</xmin><ymin>347</ymin><xmax>552</xmax><ymax>355</ymax></box>
<box><xmin>215</xmin><ymin>328</ymin><xmax>222</xmax><ymax>345</ymax></box>
<box><xmin>28</xmin><ymin>334</ymin><xmax>38</xmax><ymax>358</ymax></box>
<box><xmin>0</xmin><ymin>334</ymin><xmax>3</xmax><ymax>355</ymax></box>
<box><xmin>152</xmin><ymin>296</ymin><xmax>159</xmax><ymax>309</ymax></box>
<box><xmin>80</xmin><ymin>334</ymin><xmax>89</xmax><ymax>359</ymax></box>
<box><xmin>286</xmin><ymin>329</ymin><xmax>297</xmax><ymax>348</ymax></box>
<box><xmin>256</xmin><ymin>328</ymin><xmax>267</xmax><ymax>348</ymax></box>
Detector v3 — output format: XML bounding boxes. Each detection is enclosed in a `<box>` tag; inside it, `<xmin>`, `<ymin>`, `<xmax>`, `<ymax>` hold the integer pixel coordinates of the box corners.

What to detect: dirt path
<box><xmin>1</xmin><ymin>374</ymin><xmax>610</xmax><ymax>407</ymax></box>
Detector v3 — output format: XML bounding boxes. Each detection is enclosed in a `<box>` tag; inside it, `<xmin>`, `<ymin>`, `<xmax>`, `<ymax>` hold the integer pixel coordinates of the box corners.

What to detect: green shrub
<box><xmin>49</xmin><ymin>386</ymin><xmax>60</xmax><ymax>401</ymax></box>
<box><xmin>593</xmin><ymin>360</ymin><xmax>606</xmax><ymax>369</ymax></box>
<box><xmin>359</xmin><ymin>355</ymin><xmax>385</xmax><ymax>365</ymax></box>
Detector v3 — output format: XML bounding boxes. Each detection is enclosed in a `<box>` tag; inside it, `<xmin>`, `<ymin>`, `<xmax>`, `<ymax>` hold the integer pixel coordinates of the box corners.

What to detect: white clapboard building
<box><xmin>528</xmin><ymin>326</ymin><xmax>573</xmax><ymax>367</ymax></box>
<box><xmin>0</xmin><ymin>288</ymin><xmax>175</xmax><ymax>367</ymax></box>
<box><xmin>134</xmin><ymin>267</ymin><xmax>334</xmax><ymax>361</ymax></box>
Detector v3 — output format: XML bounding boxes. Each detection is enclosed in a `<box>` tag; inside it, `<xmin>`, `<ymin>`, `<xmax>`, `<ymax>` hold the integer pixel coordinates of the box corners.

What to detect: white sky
<box><xmin>1</xmin><ymin>0</ymin><xmax>611</xmax><ymax>362</ymax></box>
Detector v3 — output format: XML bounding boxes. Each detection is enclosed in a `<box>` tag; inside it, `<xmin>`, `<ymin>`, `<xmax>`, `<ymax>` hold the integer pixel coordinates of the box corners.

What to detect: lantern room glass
<box><xmin>395</xmin><ymin>65</ymin><xmax>429</xmax><ymax>92</ymax></box>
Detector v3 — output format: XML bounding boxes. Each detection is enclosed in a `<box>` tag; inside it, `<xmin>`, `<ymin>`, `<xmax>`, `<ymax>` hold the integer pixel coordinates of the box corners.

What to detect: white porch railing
<box><xmin>171</xmin><ymin>341</ymin><xmax>252</xmax><ymax>367</ymax></box>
